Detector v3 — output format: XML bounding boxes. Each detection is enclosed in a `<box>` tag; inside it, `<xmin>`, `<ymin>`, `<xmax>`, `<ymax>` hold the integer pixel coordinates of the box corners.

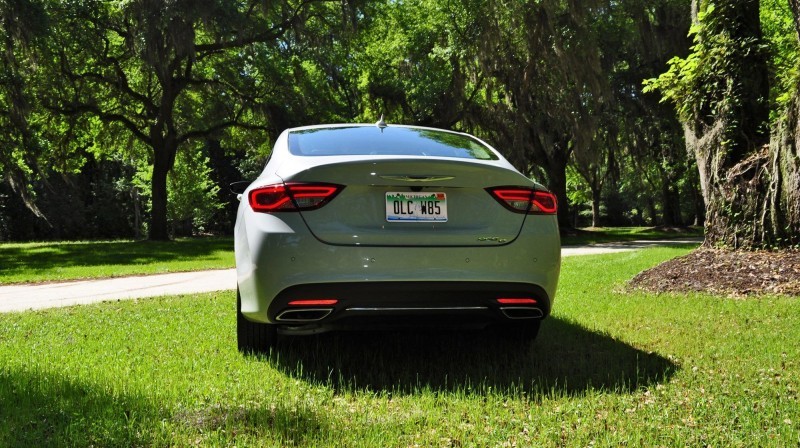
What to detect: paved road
<box><xmin>561</xmin><ymin>238</ymin><xmax>701</xmax><ymax>256</ymax></box>
<box><xmin>0</xmin><ymin>269</ymin><xmax>238</xmax><ymax>313</ymax></box>
<box><xmin>0</xmin><ymin>238</ymin><xmax>700</xmax><ymax>313</ymax></box>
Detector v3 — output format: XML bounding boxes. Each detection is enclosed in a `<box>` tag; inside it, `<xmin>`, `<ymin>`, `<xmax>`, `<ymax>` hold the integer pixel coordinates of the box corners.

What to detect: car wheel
<box><xmin>237</xmin><ymin>290</ymin><xmax>277</xmax><ymax>354</ymax></box>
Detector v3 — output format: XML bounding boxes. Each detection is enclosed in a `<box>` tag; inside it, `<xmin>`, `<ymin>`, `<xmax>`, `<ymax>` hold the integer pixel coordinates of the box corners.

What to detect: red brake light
<box><xmin>249</xmin><ymin>183</ymin><xmax>343</xmax><ymax>213</ymax></box>
<box><xmin>532</xmin><ymin>191</ymin><xmax>557</xmax><ymax>214</ymax></box>
<box><xmin>486</xmin><ymin>187</ymin><xmax>557</xmax><ymax>214</ymax></box>
<box><xmin>497</xmin><ymin>298</ymin><xmax>538</xmax><ymax>305</ymax></box>
<box><xmin>287</xmin><ymin>299</ymin><xmax>339</xmax><ymax>306</ymax></box>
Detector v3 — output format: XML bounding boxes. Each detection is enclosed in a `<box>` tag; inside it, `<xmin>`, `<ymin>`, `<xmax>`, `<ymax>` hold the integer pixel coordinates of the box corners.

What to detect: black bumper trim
<box><xmin>267</xmin><ymin>281</ymin><xmax>551</xmax><ymax>330</ymax></box>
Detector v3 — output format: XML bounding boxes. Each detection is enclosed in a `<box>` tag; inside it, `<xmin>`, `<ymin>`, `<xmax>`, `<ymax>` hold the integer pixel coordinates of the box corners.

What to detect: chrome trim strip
<box><xmin>499</xmin><ymin>307</ymin><xmax>543</xmax><ymax>319</ymax></box>
<box><xmin>346</xmin><ymin>306</ymin><xmax>488</xmax><ymax>312</ymax></box>
<box><xmin>378</xmin><ymin>175</ymin><xmax>455</xmax><ymax>182</ymax></box>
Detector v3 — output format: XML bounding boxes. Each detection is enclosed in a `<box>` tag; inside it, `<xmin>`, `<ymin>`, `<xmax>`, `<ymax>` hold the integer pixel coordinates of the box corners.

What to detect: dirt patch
<box><xmin>629</xmin><ymin>248</ymin><xmax>800</xmax><ymax>297</ymax></box>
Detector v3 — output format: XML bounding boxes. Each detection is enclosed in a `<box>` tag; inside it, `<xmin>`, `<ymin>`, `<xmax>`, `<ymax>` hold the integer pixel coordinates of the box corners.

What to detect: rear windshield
<box><xmin>287</xmin><ymin>126</ymin><xmax>498</xmax><ymax>160</ymax></box>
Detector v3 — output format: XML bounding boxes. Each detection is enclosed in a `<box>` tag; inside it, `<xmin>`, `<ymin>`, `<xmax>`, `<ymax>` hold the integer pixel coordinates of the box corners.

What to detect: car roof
<box><xmin>282</xmin><ymin>121</ymin><xmax>503</xmax><ymax>160</ymax></box>
<box><xmin>285</xmin><ymin>123</ymin><xmax>471</xmax><ymax>137</ymax></box>
<box><xmin>261</xmin><ymin>123</ymin><xmax>538</xmax><ymax>189</ymax></box>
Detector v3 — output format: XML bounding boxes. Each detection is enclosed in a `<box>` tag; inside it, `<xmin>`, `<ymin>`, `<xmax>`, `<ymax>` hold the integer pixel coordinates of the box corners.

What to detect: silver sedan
<box><xmin>233</xmin><ymin>123</ymin><xmax>560</xmax><ymax>351</ymax></box>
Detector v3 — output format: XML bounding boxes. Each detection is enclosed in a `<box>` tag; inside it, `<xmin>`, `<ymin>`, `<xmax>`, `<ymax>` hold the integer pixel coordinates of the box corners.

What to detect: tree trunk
<box><xmin>646</xmin><ymin>197</ymin><xmax>657</xmax><ymax>226</ymax></box>
<box><xmin>591</xmin><ymin>187</ymin><xmax>601</xmax><ymax>228</ymax></box>
<box><xmin>130</xmin><ymin>183</ymin><xmax>142</xmax><ymax>239</ymax></box>
<box><xmin>790</xmin><ymin>0</ymin><xmax>800</xmax><ymax>39</ymax></box>
<box><xmin>603</xmin><ymin>180</ymin><xmax>626</xmax><ymax>226</ymax></box>
<box><xmin>688</xmin><ymin>171</ymin><xmax>705</xmax><ymax>226</ymax></box>
<box><xmin>149</xmin><ymin>136</ymin><xmax>178</xmax><ymax>241</ymax></box>
<box><xmin>684</xmin><ymin>0</ymin><xmax>773</xmax><ymax>248</ymax></box>
<box><xmin>150</xmin><ymin>151</ymin><xmax>170</xmax><ymax>241</ymax></box>
<box><xmin>767</xmin><ymin>93</ymin><xmax>800</xmax><ymax>245</ymax></box>
<box><xmin>545</xmin><ymin>153</ymin><xmax>571</xmax><ymax>229</ymax></box>
<box><xmin>148</xmin><ymin>65</ymin><xmax>180</xmax><ymax>241</ymax></box>
<box><xmin>660</xmin><ymin>182</ymin><xmax>675</xmax><ymax>227</ymax></box>
<box><xmin>775</xmin><ymin>0</ymin><xmax>800</xmax><ymax>243</ymax></box>
<box><xmin>660</xmin><ymin>182</ymin><xmax>682</xmax><ymax>227</ymax></box>
<box><xmin>572</xmin><ymin>206</ymin><xmax>579</xmax><ymax>229</ymax></box>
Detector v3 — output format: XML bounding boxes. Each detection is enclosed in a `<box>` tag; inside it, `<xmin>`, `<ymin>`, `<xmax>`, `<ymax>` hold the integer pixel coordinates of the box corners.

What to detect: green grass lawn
<box><xmin>0</xmin><ymin>237</ymin><xmax>234</xmax><ymax>284</ymax></box>
<box><xmin>1</xmin><ymin>246</ymin><xmax>797</xmax><ymax>446</ymax></box>
<box><xmin>0</xmin><ymin>228</ymin><xmax>701</xmax><ymax>285</ymax></box>
<box><xmin>561</xmin><ymin>226</ymin><xmax>704</xmax><ymax>246</ymax></box>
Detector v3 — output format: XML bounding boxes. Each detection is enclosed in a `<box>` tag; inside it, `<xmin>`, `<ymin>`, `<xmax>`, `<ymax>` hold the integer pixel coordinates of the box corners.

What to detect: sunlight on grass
<box><xmin>561</xmin><ymin>226</ymin><xmax>703</xmax><ymax>246</ymax></box>
<box><xmin>0</xmin><ymin>248</ymin><xmax>798</xmax><ymax>446</ymax></box>
<box><xmin>0</xmin><ymin>228</ymin><xmax>700</xmax><ymax>285</ymax></box>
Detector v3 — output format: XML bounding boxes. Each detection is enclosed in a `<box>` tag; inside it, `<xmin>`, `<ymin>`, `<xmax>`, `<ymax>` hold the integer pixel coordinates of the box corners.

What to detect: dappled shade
<box><xmin>0</xmin><ymin>369</ymin><xmax>157</xmax><ymax>447</ymax></box>
<box><xmin>0</xmin><ymin>368</ymin><xmax>332</xmax><ymax>447</ymax></box>
<box><xmin>263</xmin><ymin>317</ymin><xmax>677</xmax><ymax>396</ymax></box>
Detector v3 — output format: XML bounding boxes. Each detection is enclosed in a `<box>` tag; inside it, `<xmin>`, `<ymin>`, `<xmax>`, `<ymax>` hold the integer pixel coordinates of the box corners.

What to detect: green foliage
<box><xmin>761</xmin><ymin>0</ymin><xmax>800</xmax><ymax>114</ymax></box>
<box><xmin>32</xmin><ymin>0</ymin><xmax>347</xmax><ymax>239</ymax></box>
<box><xmin>644</xmin><ymin>0</ymin><xmax>770</xmax><ymax>144</ymax></box>
<box><xmin>132</xmin><ymin>146</ymin><xmax>224</xmax><ymax>237</ymax></box>
<box><xmin>354</xmin><ymin>0</ymin><xmax>472</xmax><ymax>126</ymax></box>
<box><xmin>642</xmin><ymin>17</ymin><xmax>726</xmax><ymax>125</ymax></box>
<box><xmin>167</xmin><ymin>146</ymin><xmax>223</xmax><ymax>234</ymax></box>
<box><xmin>4</xmin><ymin>0</ymin><xmax>793</xmax><ymax>240</ymax></box>
<box><xmin>2</xmin><ymin>0</ymin><xmax>373</xmax><ymax>240</ymax></box>
<box><xmin>566</xmin><ymin>165</ymin><xmax>592</xmax><ymax>225</ymax></box>
<box><xmin>645</xmin><ymin>0</ymin><xmax>800</xmax><ymax>248</ymax></box>
<box><xmin>0</xmin><ymin>0</ymin><xmax>74</xmax><ymax>211</ymax></box>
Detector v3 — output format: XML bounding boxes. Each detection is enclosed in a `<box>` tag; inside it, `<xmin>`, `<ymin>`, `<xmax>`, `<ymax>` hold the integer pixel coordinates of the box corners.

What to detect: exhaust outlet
<box><xmin>499</xmin><ymin>307</ymin><xmax>543</xmax><ymax>319</ymax></box>
<box><xmin>276</xmin><ymin>308</ymin><xmax>333</xmax><ymax>322</ymax></box>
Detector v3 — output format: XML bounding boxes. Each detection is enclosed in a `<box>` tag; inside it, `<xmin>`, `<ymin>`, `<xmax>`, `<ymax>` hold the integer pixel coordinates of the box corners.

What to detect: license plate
<box><xmin>386</xmin><ymin>192</ymin><xmax>447</xmax><ymax>222</ymax></box>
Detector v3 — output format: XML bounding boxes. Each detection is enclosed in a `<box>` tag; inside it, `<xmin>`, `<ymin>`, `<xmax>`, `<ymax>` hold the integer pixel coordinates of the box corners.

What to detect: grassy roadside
<box><xmin>561</xmin><ymin>226</ymin><xmax>703</xmax><ymax>246</ymax></box>
<box><xmin>1</xmin><ymin>246</ymin><xmax>797</xmax><ymax>446</ymax></box>
<box><xmin>0</xmin><ymin>228</ymin><xmax>700</xmax><ymax>285</ymax></box>
<box><xmin>0</xmin><ymin>237</ymin><xmax>234</xmax><ymax>284</ymax></box>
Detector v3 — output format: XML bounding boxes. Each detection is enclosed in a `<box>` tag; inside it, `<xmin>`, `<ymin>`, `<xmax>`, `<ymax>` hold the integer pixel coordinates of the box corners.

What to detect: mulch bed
<box><xmin>628</xmin><ymin>248</ymin><xmax>800</xmax><ymax>297</ymax></box>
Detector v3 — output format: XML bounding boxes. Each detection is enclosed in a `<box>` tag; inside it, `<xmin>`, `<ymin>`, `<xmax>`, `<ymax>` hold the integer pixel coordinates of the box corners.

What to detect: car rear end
<box><xmin>234</xmin><ymin>125</ymin><xmax>560</xmax><ymax>344</ymax></box>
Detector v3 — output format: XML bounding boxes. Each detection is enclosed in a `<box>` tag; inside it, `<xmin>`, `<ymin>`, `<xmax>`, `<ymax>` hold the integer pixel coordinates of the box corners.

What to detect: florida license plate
<box><xmin>385</xmin><ymin>192</ymin><xmax>447</xmax><ymax>222</ymax></box>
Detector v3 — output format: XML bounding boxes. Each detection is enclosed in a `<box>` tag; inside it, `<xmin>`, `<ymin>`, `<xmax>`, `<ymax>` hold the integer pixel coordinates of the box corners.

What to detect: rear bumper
<box><xmin>236</xmin><ymin>213</ymin><xmax>560</xmax><ymax>325</ymax></box>
<box><xmin>266</xmin><ymin>281</ymin><xmax>550</xmax><ymax>333</ymax></box>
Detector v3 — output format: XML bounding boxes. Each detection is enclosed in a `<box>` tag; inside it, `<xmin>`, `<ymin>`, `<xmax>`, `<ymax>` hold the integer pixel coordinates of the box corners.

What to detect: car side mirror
<box><xmin>230</xmin><ymin>181</ymin><xmax>251</xmax><ymax>195</ymax></box>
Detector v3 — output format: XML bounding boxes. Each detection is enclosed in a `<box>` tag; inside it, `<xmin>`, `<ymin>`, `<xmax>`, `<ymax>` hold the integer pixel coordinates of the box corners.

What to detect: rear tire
<box><xmin>237</xmin><ymin>291</ymin><xmax>277</xmax><ymax>354</ymax></box>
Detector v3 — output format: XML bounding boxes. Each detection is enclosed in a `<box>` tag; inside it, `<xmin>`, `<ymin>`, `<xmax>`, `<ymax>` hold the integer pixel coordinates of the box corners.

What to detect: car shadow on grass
<box><xmin>265</xmin><ymin>317</ymin><xmax>678</xmax><ymax>397</ymax></box>
<box><xmin>0</xmin><ymin>368</ymin><xmax>332</xmax><ymax>447</ymax></box>
<box><xmin>0</xmin><ymin>368</ymin><xmax>158</xmax><ymax>447</ymax></box>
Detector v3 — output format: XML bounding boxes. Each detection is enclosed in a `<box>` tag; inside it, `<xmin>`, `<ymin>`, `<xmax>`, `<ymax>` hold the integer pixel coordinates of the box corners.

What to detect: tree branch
<box><xmin>70</xmin><ymin>68</ymin><xmax>157</xmax><ymax>115</ymax></box>
<box><xmin>47</xmin><ymin>102</ymin><xmax>151</xmax><ymax>145</ymax></box>
<box><xmin>177</xmin><ymin>118</ymin><xmax>267</xmax><ymax>145</ymax></box>
<box><xmin>194</xmin><ymin>0</ymin><xmax>324</xmax><ymax>54</ymax></box>
<box><xmin>183</xmin><ymin>76</ymin><xmax>273</xmax><ymax>103</ymax></box>
<box><xmin>195</xmin><ymin>22</ymin><xmax>291</xmax><ymax>54</ymax></box>
<box><xmin>790</xmin><ymin>0</ymin><xmax>800</xmax><ymax>43</ymax></box>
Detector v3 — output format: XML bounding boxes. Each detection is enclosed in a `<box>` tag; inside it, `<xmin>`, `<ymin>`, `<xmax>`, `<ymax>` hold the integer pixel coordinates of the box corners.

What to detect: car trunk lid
<box><xmin>278</xmin><ymin>158</ymin><xmax>531</xmax><ymax>247</ymax></box>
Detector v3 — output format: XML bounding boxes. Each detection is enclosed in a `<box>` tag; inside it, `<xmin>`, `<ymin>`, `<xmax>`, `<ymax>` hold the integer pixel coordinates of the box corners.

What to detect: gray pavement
<box><xmin>561</xmin><ymin>237</ymin><xmax>701</xmax><ymax>256</ymax></box>
<box><xmin>0</xmin><ymin>269</ymin><xmax>236</xmax><ymax>313</ymax></box>
<box><xmin>0</xmin><ymin>238</ymin><xmax>700</xmax><ymax>313</ymax></box>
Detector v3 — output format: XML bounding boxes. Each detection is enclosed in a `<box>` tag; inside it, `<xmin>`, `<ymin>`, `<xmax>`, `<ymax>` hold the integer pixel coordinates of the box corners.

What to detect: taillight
<box><xmin>486</xmin><ymin>187</ymin><xmax>557</xmax><ymax>214</ymax></box>
<box><xmin>288</xmin><ymin>299</ymin><xmax>339</xmax><ymax>306</ymax></box>
<box><xmin>248</xmin><ymin>183</ymin><xmax>343</xmax><ymax>213</ymax></box>
<box><xmin>497</xmin><ymin>298</ymin><xmax>538</xmax><ymax>305</ymax></box>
